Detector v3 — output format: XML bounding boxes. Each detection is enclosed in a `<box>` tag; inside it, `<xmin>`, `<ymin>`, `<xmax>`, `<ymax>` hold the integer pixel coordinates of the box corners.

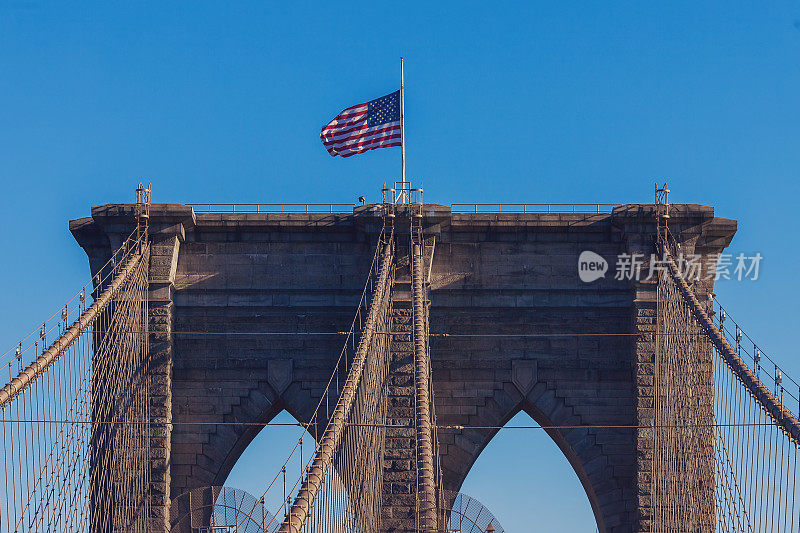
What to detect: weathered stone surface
<box><xmin>267</xmin><ymin>359</ymin><xmax>293</xmax><ymax>395</ymax></box>
<box><xmin>71</xmin><ymin>202</ymin><xmax>736</xmax><ymax>533</ymax></box>
<box><xmin>382</xmin><ymin>259</ymin><xmax>418</xmax><ymax>531</ymax></box>
<box><xmin>512</xmin><ymin>359</ymin><xmax>538</xmax><ymax>395</ymax></box>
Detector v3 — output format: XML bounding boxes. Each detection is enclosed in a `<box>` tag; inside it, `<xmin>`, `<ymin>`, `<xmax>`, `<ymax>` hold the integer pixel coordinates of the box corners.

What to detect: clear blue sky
<box><xmin>2</xmin><ymin>2</ymin><xmax>800</xmax><ymax>531</ymax></box>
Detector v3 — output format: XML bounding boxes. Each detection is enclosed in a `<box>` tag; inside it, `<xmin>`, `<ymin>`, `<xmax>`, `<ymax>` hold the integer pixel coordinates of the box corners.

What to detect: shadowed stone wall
<box><xmin>71</xmin><ymin>202</ymin><xmax>736</xmax><ymax>533</ymax></box>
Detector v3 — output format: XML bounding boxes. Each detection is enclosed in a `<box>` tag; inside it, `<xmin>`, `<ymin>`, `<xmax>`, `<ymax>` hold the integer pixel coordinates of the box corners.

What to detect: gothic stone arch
<box><xmin>70</xmin><ymin>202</ymin><xmax>736</xmax><ymax>533</ymax></box>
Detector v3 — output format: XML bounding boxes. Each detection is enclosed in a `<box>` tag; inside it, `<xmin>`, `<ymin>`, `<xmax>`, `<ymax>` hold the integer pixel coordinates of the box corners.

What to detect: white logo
<box><xmin>578</xmin><ymin>251</ymin><xmax>608</xmax><ymax>283</ymax></box>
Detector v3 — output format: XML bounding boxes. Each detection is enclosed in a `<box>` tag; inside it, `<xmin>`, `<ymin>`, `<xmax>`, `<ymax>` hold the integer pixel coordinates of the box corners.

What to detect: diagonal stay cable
<box><xmin>0</xmin><ymin>244</ymin><xmax>146</xmax><ymax>409</ymax></box>
<box><xmin>661</xmin><ymin>240</ymin><xmax>800</xmax><ymax>445</ymax></box>
<box><xmin>275</xmin><ymin>236</ymin><xmax>393</xmax><ymax>533</ymax></box>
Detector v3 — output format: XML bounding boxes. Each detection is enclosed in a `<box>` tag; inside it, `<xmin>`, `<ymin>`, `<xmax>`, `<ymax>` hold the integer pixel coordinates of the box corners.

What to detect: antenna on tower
<box><xmin>136</xmin><ymin>182</ymin><xmax>151</xmax><ymax>245</ymax></box>
<box><xmin>655</xmin><ymin>181</ymin><xmax>670</xmax><ymax>241</ymax></box>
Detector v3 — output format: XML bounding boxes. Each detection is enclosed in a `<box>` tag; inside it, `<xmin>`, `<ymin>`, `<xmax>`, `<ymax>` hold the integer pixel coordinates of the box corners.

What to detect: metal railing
<box><xmin>187</xmin><ymin>202</ymin><xmax>621</xmax><ymax>214</ymax></box>
<box><xmin>383</xmin><ymin>181</ymin><xmax>423</xmax><ymax>205</ymax></box>
<box><xmin>450</xmin><ymin>203</ymin><xmax>618</xmax><ymax>213</ymax></box>
<box><xmin>713</xmin><ymin>299</ymin><xmax>800</xmax><ymax>418</ymax></box>
<box><xmin>188</xmin><ymin>203</ymin><xmax>356</xmax><ymax>213</ymax></box>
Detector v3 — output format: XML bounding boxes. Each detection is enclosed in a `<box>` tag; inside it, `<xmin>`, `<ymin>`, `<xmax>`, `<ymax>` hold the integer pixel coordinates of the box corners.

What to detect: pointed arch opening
<box><xmin>222</xmin><ymin>409</ymin><xmax>369</xmax><ymax>531</ymax></box>
<box><xmin>457</xmin><ymin>410</ymin><xmax>599</xmax><ymax>532</ymax></box>
<box><xmin>224</xmin><ymin>410</ymin><xmax>313</xmax><ymax>518</ymax></box>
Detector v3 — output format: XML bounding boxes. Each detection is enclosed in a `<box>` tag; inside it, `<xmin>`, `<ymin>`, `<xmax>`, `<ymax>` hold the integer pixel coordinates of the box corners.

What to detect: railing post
<box><xmin>754</xmin><ymin>345</ymin><xmax>761</xmax><ymax>378</ymax></box>
<box><xmin>0</xmin><ymin>247</ymin><xmax>146</xmax><ymax>408</ymax></box>
<box><xmin>662</xmin><ymin>242</ymin><xmax>800</xmax><ymax>444</ymax></box>
<box><xmin>735</xmin><ymin>325</ymin><xmax>741</xmax><ymax>354</ymax></box>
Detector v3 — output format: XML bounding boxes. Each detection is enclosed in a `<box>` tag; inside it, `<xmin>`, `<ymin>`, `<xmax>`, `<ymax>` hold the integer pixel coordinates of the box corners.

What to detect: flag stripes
<box><xmin>320</xmin><ymin>91</ymin><xmax>401</xmax><ymax>158</ymax></box>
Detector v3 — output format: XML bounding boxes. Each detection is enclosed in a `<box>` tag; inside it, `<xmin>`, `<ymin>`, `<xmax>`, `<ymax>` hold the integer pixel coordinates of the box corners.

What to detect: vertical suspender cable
<box><xmin>0</xmin><ymin>250</ymin><xmax>144</xmax><ymax>409</ymax></box>
<box><xmin>661</xmin><ymin>243</ymin><xmax>800</xmax><ymax>445</ymax></box>
<box><xmin>277</xmin><ymin>241</ymin><xmax>393</xmax><ymax>533</ymax></box>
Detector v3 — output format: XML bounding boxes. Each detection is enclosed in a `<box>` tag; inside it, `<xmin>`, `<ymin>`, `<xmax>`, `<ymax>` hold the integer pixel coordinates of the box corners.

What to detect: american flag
<box><xmin>320</xmin><ymin>90</ymin><xmax>401</xmax><ymax>157</ymax></box>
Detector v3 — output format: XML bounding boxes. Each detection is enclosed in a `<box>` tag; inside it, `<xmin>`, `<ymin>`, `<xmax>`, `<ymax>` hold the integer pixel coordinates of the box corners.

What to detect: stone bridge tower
<box><xmin>70</xmin><ymin>201</ymin><xmax>736</xmax><ymax>532</ymax></box>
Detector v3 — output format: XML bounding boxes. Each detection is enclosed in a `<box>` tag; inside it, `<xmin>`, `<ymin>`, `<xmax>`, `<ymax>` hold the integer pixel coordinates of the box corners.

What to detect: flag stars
<box><xmin>367</xmin><ymin>90</ymin><xmax>400</xmax><ymax>127</ymax></box>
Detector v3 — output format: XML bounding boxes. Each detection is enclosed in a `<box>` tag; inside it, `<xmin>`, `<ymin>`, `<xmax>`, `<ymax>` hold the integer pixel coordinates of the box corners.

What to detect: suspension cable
<box><xmin>661</xmin><ymin>241</ymin><xmax>800</xmax><ymax>445</ymax></box>
<box><xmin>0</xmin><ymin>246</ymin><xmax>145</xmax><ymax>409</ymax></box>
